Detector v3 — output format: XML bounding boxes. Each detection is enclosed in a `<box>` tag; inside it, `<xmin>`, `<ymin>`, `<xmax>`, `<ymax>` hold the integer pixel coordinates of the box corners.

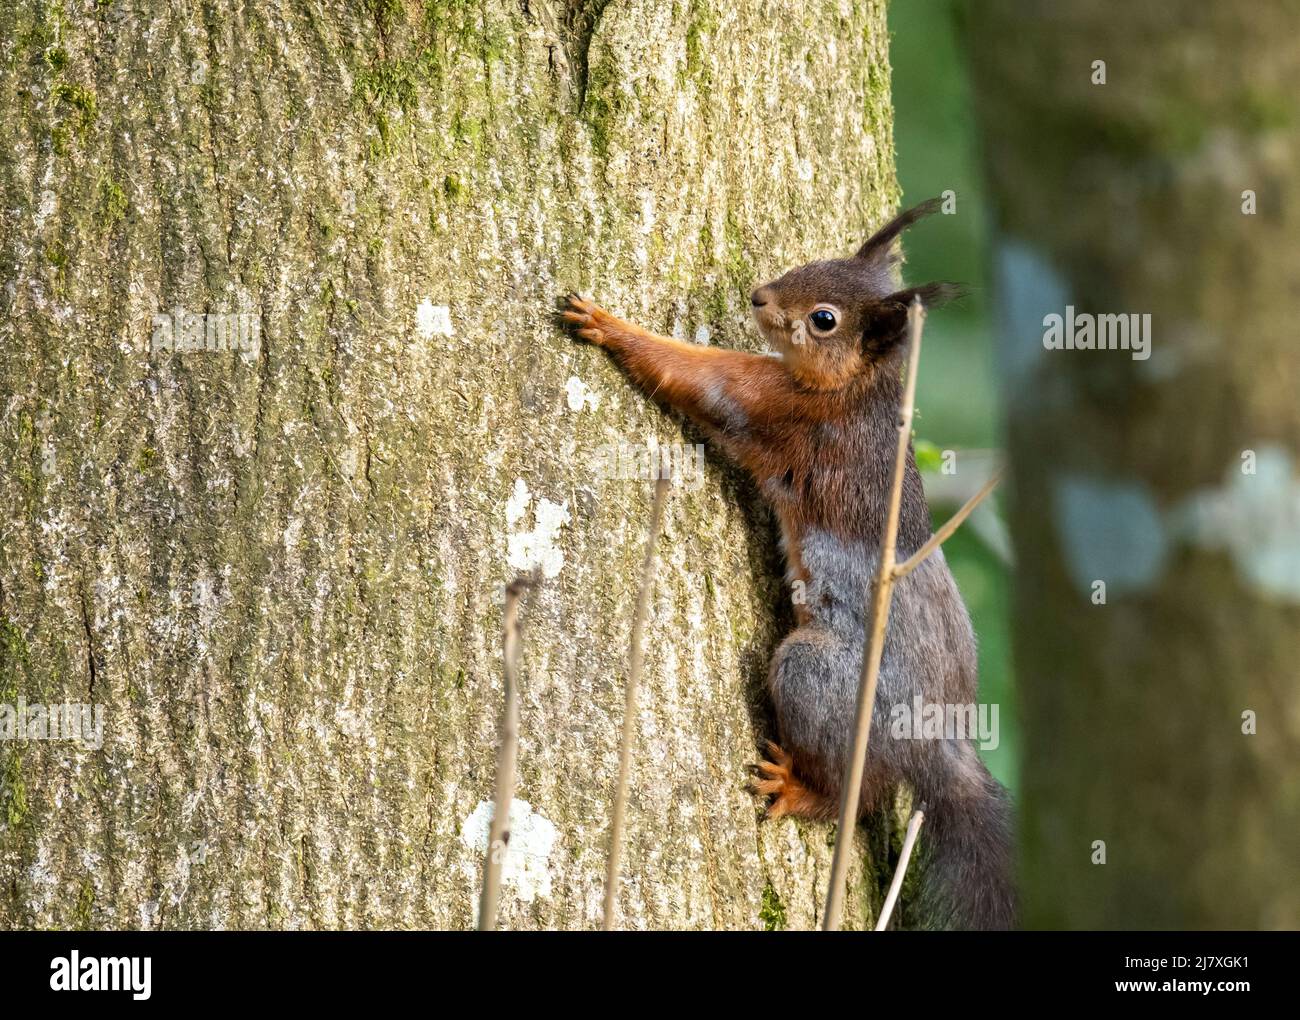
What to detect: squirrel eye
<box><xmin>809</xmin><ymin>309</ymin><xmax>837</xmax><ymax>332</ymax></box>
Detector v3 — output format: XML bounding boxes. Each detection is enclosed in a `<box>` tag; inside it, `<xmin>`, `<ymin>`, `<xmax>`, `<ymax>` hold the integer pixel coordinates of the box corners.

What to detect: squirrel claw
<box><xmin>752</xmin><ymin>741</ymin><xmax>829</xmax><ymax>821</ymax></box>
<box><xmin>559</xmin><ymin>293</ymin><xmax>609</xmax><ymax>346</ymax></box>
<box><xmin>752</xmin><ymin>741</ymin><xmax>798</xmax><ymax>819</ymax></box>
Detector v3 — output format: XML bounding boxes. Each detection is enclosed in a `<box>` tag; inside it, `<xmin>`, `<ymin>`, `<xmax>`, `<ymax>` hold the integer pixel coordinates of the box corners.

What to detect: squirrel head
<box><xmin>749</xmin><ymin>198</ymin><xmax>961</xmax><ymax>390</ymax></box>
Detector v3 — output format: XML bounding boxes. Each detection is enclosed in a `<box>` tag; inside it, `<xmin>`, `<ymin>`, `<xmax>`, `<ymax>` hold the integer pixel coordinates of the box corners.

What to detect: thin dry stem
<box><xmin>874</xmin><ymin>808</ymin><xmax>926</xmax><ymax>931</ymax></box>
<box><xmin>893</xmin><ymin>468</ymin><xmax>1004</xmax><ymax>579</ymax></box>
<box><xmin>602</xmin><ymin>476</ymin><xmax>670</xmax><ymax>930</ymax></box>
<box><xmin>478</xmin><ymin>576</ymin><xmax>533</xmax><ymax>931</ymax></box>
<box><xmin>822</xmin><ymin>299</ymin><xmax>925</xmax><ymax>932</ymax></box>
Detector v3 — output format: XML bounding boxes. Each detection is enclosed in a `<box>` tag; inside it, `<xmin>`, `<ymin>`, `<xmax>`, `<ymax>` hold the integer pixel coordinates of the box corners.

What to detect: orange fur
<box><xmin>754</xmin><ymin>741</ymin><xmax>838</xmax><ymax>820</ymax></box>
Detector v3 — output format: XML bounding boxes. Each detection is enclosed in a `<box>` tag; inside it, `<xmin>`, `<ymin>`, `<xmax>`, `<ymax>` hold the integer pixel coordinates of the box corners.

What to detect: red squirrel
<box><xmin>562</xmin><ymin>200</ymin><xmax>1015</xmax><ymax>930</ymax></box>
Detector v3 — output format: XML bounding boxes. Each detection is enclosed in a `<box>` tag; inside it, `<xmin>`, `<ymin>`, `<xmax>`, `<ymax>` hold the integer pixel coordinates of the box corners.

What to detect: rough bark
<box><xmin>965</xmin><ymin>1</ymin><xmax>1300</xmax><ymax>928</ymax></box>
<box><xmin>0</xmin><ymin>0</ymin><xmax>903</xmax><ymax>929</ymax></box>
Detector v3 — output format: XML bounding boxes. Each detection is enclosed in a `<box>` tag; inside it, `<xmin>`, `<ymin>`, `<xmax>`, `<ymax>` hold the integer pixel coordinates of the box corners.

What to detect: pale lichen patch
<box><xmin>459</xmin><ymin>798</ymin><xmax>559</xmax><ymax>906</ymax></box>
<box><xmin>504</xmin><ymin>478</ymin><xmax>570</xmax><ymax>580</ymax></box>
<box><xmin>415</xmin><ymin>299</ymin><xmax>454</xmax><ymax>339</ymax></box>
<box><xmin>564</xmin><ymin>375</ymin><xmax>601</xmax><ymax>413</ymax></box>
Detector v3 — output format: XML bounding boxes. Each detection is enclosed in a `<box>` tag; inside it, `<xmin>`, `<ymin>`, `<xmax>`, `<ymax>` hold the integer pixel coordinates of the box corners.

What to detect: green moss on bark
<box><xmin>0</xmin><ymin>0</ymin><xmax>897</xmax><ymax>931</ymax></box>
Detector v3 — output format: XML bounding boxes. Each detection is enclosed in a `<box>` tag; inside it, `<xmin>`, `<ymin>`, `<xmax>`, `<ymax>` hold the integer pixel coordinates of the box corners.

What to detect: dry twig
<box><xmin>894</xmin><ymin>469</ymin><xmax>1003</xmax><ymax>579</ymax></box>
<box><xmin>602</xmin><ymin>476</ymin><xmax>671</xmax><ymax>930</ymax></box>
<box><xmin>478</xmin><ymin>576</ymin><xmax>533</xmax><ymax>931</ymax></box>
<box><xmin>874</xmin><ymin>808</ymin><xmax>926</xmax><ymax>931</ymax></box>
<box><xmin>822</xmin><ymin>300</ymin><xmax>1002</xmax><ymax>931</ymax></box>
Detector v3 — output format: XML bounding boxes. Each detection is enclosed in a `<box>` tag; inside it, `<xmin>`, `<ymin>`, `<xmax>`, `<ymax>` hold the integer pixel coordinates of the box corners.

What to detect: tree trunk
<box><xmin>0</xmin><ymin>0</ymin><xmax>901</xmax><ymax>930</ymax></box>
<box><xmin>965</xmin><ymin>1</ymin><xmax>1300</xmax><ymax>928</ymax></box>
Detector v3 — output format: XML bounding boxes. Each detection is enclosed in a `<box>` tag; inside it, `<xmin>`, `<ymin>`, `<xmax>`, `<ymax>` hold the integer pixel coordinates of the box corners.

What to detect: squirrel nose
<box><xmin>751</xmin><ymin>291</ymin><xmax>768</xmax><ymax>308</ymax></box>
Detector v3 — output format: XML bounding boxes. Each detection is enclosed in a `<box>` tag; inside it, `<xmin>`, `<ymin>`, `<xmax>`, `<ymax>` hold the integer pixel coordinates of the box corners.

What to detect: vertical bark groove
<box><xmin>0</xmin><ymin>0</ymin><xmax>899</xmax><ymax>930</ymax></box>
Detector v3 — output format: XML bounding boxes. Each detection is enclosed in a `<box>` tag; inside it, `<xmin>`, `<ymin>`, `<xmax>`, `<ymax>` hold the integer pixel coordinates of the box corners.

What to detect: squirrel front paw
<box><xmin>559</xmin><ymin>293</ymin><xmax>612</xmax><ymax>347</ymax></box>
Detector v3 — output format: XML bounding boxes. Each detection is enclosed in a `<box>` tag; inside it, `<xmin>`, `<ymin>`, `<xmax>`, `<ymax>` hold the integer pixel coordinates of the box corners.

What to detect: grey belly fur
<box><xmin>768</xmin><ymin>528</ymin><xmax>980</xmax><ymax>801</ymax></box>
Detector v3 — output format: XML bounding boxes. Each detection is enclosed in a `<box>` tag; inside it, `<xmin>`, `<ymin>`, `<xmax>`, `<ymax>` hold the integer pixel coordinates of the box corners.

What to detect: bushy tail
<box><xmin>915</xmin><ymin>757</ymin><xmax>1017</xmax><ymax>930</ymax></box>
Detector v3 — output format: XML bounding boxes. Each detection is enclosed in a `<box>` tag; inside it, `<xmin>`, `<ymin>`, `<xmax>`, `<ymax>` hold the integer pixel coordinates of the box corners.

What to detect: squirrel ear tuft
<box><xmin>891</xmin><ymin>281</ymin><xmax>967</xmax><ymax>308</ymax></box>
<box><xmin>854</xmin><ymin>198</ymin><xmax>943</xmax><ymax>262</ymax></box>
<box><xmin>861</xmin><ymin>282</ymin><xmax>966</xmax><ymax>354</ymax></box>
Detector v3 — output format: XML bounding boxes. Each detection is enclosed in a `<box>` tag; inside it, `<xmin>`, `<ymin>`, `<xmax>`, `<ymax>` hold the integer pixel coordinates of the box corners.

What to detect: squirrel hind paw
<box><xmin>751</xmin><ymin>743</ymin><xmax>833</xmax><ymax>821</ymax></box>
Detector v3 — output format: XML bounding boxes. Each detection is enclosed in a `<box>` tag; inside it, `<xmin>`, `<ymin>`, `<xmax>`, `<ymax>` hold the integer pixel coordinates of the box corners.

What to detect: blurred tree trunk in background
<box><xmin>0</xmin><ymin>0</ymin><xmax>901</xmax><ymax>929</ymax></box>
<box><xmin>965</xmin><ymin>1</ymin><xmax>1300</xmax><ymax>928</ymax></box>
